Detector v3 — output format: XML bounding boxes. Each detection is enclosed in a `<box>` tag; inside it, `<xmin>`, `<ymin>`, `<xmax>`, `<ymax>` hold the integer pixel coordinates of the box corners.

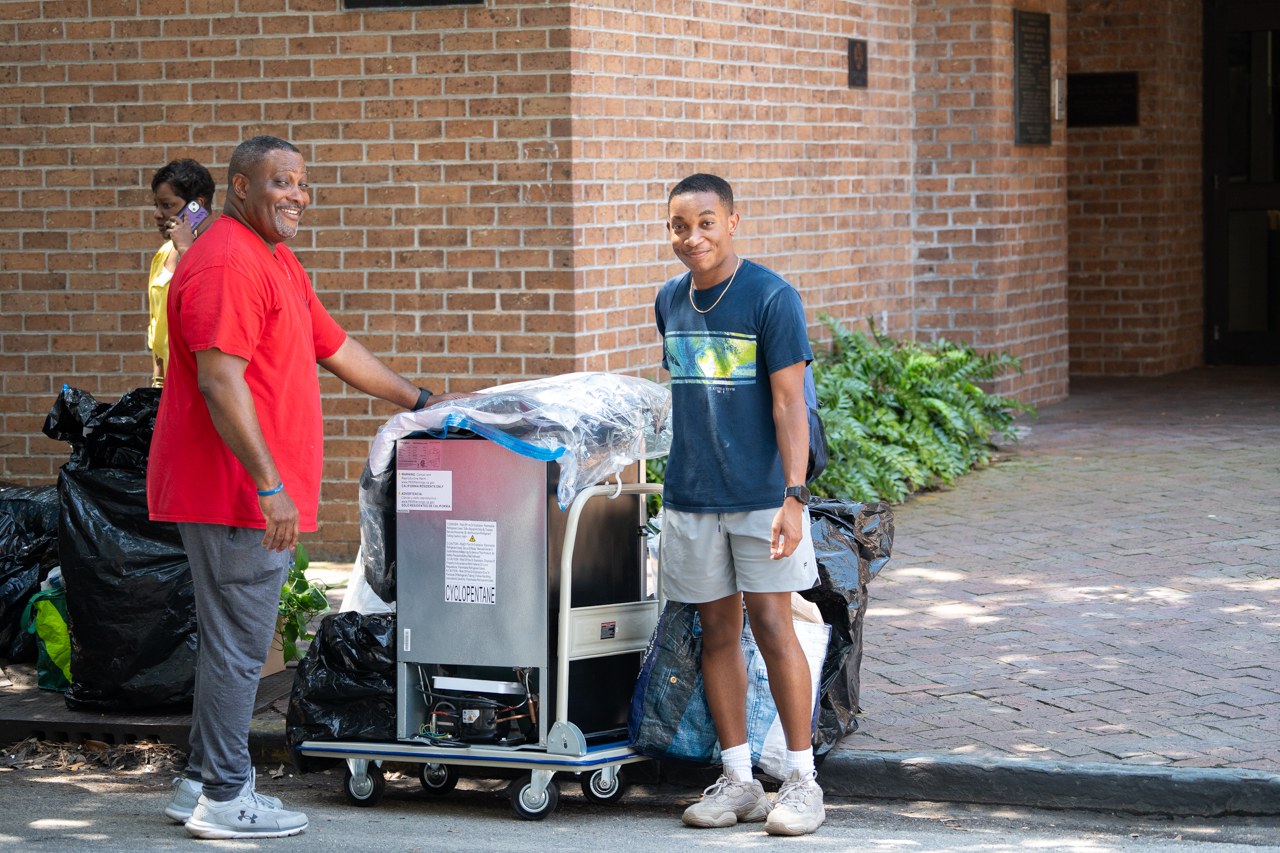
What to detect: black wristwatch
<box><xmin>412</xmin><ymin>387</ymin><xmax>434</xmax><ymax>411</ymax></box>
<box><xmin>783</xmin><ymin>485</ymin><xmax>811</xmax><ymax>505</ymax></box>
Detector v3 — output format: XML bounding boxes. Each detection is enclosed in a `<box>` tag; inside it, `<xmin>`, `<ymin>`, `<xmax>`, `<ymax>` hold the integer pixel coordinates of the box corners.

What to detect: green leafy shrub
<box><xmin>276</xmin><ymin>543</ymin><xmax>331</xmax><ymax>664</ymax></box>
<box><xmin>642</xmin><ymin>316</ymin><xmax>1031</xmax><ymax>509</ymax></box>
<box><xmin>810</xmin><ymin>315</ymin><xmax>1033</xmax><ymax>502</ymax></box>
<box><xmin>645</xmin><ymin>457</ymin><xmax>667</xmax><ymax>516</ymax></box>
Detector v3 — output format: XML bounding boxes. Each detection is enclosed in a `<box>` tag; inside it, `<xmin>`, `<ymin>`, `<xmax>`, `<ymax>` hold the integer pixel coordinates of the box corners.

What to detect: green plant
<box><xmin>645</xmin><ymin>456</ymin><xmax>668</xmax><ymax>516</ymax></box>
<box><xmin>809</xmin><ymin>315</ymin><xmax>1033</xmax><ymax>502</ymax></box>
<box><xmin>276</xmin><ymin>543</ymin><xmax>330</xmax><ymax>664</ymax></box>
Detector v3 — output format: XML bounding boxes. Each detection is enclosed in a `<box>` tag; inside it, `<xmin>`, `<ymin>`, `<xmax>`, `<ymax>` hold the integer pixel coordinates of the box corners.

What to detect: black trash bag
<box><xmin>43</xmin><ymin>386</ymin><xmax>197</xmax><ymax>710</ymax></box>
<box><xmin>357</xmin><ymin>464</ymin><xmax>396</xmax><ymax>603</ymax></box>
<box><xmin>57</xmin><ymin>467</ymin><xmax>196</xmax><ymax>710</ymax></box>
<box><xmin>0</xmin><ymin>483</ymin><xmax>60</xmax><ymax>536</ymax></box>
<box><xmin>44</xmin><ymin>386</ymin><xmax>161</xmax><ymax>472</ymax></box>
<box><xmin>0</xmin><ymin>513</ymin><xmax>36</xmax><ymax>658</ymax></box>
<box><xmin>286</xmin><ymin>612</ymin><xmax>396</xmax><ymax>772</ymax></box>
<box><xmin>42</xmin><ymin>387</ymin><xmax>109</xmax><ymax>467</ymax></box>
<box><xmin>801</xmin><ymin>499</ymin><xmax>894</xmax><ymax>757</ymax></box>
<box><xmin>0</xmin><ymin>484</ymin><xmax>60</xmax><ymax>660</ymax></box>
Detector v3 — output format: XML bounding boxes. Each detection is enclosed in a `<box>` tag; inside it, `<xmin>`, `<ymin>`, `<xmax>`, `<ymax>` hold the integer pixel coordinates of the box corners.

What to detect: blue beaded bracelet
<box><xmin>257</xmin><ymin>482</ymin><xmax>285</xmax><ymax>497</ymax></box>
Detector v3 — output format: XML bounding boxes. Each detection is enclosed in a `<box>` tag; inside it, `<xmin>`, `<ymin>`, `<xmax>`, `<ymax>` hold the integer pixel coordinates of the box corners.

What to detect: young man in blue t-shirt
<box><xmin>655</xmin><ymin>174</ymin><xmax>824</xmax><ymax>836</ymax></box>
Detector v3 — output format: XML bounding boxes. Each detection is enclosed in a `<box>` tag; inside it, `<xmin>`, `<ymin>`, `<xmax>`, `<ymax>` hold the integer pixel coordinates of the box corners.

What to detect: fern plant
<box><xmin>643</xmin><ymin>316</ymin><xmax>1031</xmax><ymax>507</ymax></box>
<box><xmin>810</xmin><ymin>315</ymin><xmax>1033</xmax><ymax>502</ymax></box>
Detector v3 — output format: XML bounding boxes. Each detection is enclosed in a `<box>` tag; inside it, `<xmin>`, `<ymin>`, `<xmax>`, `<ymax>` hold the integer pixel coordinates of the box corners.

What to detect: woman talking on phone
<box><xmin>148</xmin><ymin>159</ymin><xmax>216</xmax><ymax>388</ymax></box>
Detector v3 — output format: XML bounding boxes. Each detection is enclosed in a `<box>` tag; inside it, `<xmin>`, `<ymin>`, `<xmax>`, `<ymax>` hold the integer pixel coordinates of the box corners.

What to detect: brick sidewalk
<box><xmin>841</xmin><ymin>367</ymin><xmax>1280</xmax><ymax>771</ymax></box>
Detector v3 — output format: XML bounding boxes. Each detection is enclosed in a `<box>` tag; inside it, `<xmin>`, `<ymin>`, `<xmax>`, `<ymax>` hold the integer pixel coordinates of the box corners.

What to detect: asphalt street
<box><xmin>1</xmin><ymin>766</ymin><xmax>1277</xmax><ymax>852</ymax></box>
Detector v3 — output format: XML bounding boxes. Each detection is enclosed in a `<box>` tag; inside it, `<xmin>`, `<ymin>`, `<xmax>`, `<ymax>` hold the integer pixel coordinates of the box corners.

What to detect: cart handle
<box><xmin>556</xmin><ymin>482</ymin><xmax>663</xmax><ymax>725</ymax></box>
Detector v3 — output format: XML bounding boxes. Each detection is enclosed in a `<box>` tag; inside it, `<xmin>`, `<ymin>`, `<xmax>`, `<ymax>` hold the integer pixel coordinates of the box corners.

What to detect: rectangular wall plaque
<box><xmin>1013</xmin><ymin>9</ymin><xmax>1052</xmax><ymax>145</ymax></box>
<box><xmin>1066</xmin><ymin>72</ymin><xmax>1139</xmax><ymax>127</ymax></box>
<box><xmin>848</xmin><ymin>39</ymin><xmax>868</xmax><ymax>88</ymax></box>
<box><xmin>345</xmin><ymin>0</ymin><xmax>482</xmax><ymax>7</ymax></box>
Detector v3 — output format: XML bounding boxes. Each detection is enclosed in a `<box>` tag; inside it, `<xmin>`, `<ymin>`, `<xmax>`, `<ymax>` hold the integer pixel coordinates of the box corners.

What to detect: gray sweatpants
<box><xmin>178</xmin><ymin>522</ymin><xmax>291</xmax><ymax>802</ymax></box>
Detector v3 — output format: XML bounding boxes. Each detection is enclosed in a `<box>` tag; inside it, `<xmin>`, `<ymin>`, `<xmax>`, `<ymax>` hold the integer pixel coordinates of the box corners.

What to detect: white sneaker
<box><xmin>164</xmin><ymin>777</ymin><xmax>203</xmax><ymax>823</ymax></box>
<box><xmin>681</xmin><ymin>768</ymin><xmax>771</xmax><ymax>828</ymax></box>
<box><xmin>184</xmin><ymin>772</ymin><xmax>307</xmax><ymax>839</ymax></box>
<box><xmin>764</xmin><ymin>769</ymin><xmax>825</xmax><ymax>836</ymax></box>
<box><xmin>166</xmin><ymin>772</ymin><xmax>283</xmax><ymax>823</ymax></box>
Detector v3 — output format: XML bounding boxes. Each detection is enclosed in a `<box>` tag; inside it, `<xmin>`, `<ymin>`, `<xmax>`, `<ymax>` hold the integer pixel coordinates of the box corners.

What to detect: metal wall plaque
<box><xmin>848</xmin><ymin>39</ymin><xmax>868</xmax><ymax>88</ymax></box>
<box><xmin>1013</xmin><ymin>10</ymin><xmax>1052</xmax><ymax>145</ymax></box>
<box><xmin>1066</xmin><ymin>72</ymin><xmax>1139</xmax><ymax>127</ymax></box>
<box><xmin>345</xmin><ymin>0</ymin><xmax>482</xmax><ymax>7</ymax></box>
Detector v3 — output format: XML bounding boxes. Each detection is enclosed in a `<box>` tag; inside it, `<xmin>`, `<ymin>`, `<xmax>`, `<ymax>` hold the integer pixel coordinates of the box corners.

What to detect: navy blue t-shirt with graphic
<box><xmin>655</xmin><ymin>259</ymin><xmax>813</xmax><ymax>514</ymax></box>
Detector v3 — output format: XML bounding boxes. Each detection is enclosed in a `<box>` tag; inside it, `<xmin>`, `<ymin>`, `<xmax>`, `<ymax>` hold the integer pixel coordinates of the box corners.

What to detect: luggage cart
<box><xmin>298</xmin><ymin>479</ymin><xmax>665</xmax><ymax>820</ymax></box>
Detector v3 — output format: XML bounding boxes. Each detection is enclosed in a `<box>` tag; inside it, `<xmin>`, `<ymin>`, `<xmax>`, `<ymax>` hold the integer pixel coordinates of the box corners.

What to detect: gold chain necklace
<box><xmin>688</xmin><ymin>258</ymin><xmax>743</xmax><ymax>314</ymax></box>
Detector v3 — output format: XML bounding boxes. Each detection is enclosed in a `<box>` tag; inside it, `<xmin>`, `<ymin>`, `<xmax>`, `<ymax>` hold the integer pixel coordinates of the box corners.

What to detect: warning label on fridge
<box><xmin>396</xmin><ymin>440</ymin><xmax>443</xmax><ymax>471</ymax></box>
<box><xmin>396</xmin><ymin>470</ymin><xmax>452</xmax><ymax>512</ymax></box>
<box><xmin>444</xmin><ymin>520</ymin><xmax>497</xmax><ymax>605</ymax></box>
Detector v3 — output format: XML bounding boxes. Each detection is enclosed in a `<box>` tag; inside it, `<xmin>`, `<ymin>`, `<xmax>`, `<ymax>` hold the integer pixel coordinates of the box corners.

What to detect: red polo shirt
<box><xmin>147</xmin><ymin>216</ymin><xmax>347</xmax><ymax>531</ymax></box>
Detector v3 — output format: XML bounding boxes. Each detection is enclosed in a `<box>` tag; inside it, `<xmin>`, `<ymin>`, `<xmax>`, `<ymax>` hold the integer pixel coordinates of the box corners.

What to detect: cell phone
<box><xmin>182</xmin><ymin>200</ymin><xmax>209</xmax><ymax>233</ymax></box>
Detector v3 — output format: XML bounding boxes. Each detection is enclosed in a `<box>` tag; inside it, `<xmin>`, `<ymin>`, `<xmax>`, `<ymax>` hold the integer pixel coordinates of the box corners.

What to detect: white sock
<box><xmin>786</xmin><ymin>747</ymin><xmax>815</xmax><ymax>777</ymax></box>
<box><xmin>721</xmin><ymin>743</ymin><xmax>753</xmax><ymax>782</ymax></box>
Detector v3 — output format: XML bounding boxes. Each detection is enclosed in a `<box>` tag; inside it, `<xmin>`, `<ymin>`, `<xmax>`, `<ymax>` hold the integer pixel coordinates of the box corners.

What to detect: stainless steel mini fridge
<box><xmin>393</xmin><ymin>435</ymin><xmax>653</xmax><ymax>748</ymax></box>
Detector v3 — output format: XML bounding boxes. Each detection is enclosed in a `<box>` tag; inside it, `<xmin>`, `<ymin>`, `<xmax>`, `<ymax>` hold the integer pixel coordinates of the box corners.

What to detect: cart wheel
<box><xmin>509</xmin><ymin>773</ymin><xmax>559</xmax><ymax>820</ymax></box>
<box><xmin>580</xmin><ymin>767</ymin><xmax>629</xmax><ymax>805</ymax></box>
<box><xmin>343</xmin><ymin>763</ymin><xmax>385</xmax><ymax>808</ymax></box>
<box><xmin>419</xmin><ymin>762</ymin><xmax>458</xmax><ymax>796</ymax></box>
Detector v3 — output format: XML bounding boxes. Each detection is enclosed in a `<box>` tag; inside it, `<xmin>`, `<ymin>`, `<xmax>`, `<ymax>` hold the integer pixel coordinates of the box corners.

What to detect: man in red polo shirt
<box><xmin>148</xmin><ymin>136</ymin><xmax>461</xmax><ymax>839</ymax></box>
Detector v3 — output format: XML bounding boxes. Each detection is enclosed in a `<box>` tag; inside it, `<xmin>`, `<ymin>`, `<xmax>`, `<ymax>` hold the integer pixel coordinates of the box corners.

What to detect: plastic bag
<box><xmin>367</xmin><ymin>372</ymin><xmax>673</xmax><ymax>510</ymax></box>
<box><xmin>42</xmin><ymin>386</ymin><xmax>108</xmax><ymax>464</ymax></box>
<box><xmin>627</xmin><ymin>602</ymin><xmax>828</xmax><ymax>780</ymax></box>
<box><xmin>57</xmin><ymin>467</ymin><xmax>197</xmax><ymax>710</ymax></box>
<box><xmin>21</xmin><ymin>586</ymin><xmax>71</xmax><ymax>691</ymax></box>
<box><xmin>0</xmin><ymin>513</ymin><xmax>36</xmax><ymax>657</ymax></box>
<box><xmin>0</xmin><ymin>484</ymin><xmax>60</xmax><ymax>659</ymax></box>
<box><xmin>286</xmin><ymin>612</ymin><xmax>396</xmax><ymax>771</ymax></box>
<box><xmin>0</xmin><ymin>483</ymin><xmax>59</xmax><ymax>537</ymax></box>
<box><xmin>43</xmin><ymin>386</ymin><xmax>198</xmax><ymax>711</ymax></box>
<box><xmin>357</xmin><ymin>464</ymin><xmax>397</xmax><ymax>602</ymax></box>
<box><xmin>339</xmin><ymin>547</ymin><xmax>394</xmax><ymax>615</ymax></box>
<box><xmin>800</xmin><ymin>499</ymin><xmax>894</xmax><ymax>756</ymax></box>
<box><xmin>43</xmin><ymin>385</ymin><xmax>160</xmax><ymax>472</ymax></box>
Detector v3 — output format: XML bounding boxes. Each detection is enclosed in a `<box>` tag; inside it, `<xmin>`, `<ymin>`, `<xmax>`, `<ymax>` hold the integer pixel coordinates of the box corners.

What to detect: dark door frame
<box><xmin>1204</xmin><ymin>0</ymin><xmax>1280</xmax><ymax>365</ymax></box>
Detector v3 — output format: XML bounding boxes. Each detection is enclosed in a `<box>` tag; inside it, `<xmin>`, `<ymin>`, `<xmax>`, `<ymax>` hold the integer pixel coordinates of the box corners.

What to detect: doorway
<box><xmin>1205</xmin><ymin>0</ymin><xmax>1280</xmax><ymax>363</ymax></box>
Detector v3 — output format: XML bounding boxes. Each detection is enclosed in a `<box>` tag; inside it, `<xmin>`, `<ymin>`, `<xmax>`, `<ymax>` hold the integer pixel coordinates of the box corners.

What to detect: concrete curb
<box><xmin>249</xmin><ymin>720</ymin><xmax>290</xmax><ymax>766</ymax></box>
<box><xmin>258</xmin><ymin>722</ymin><xmax>1280</xmax><ymax>817</ymax></box>
<box><xmin>818</xmin><ymin>749</ymin><xmax>1280</xmax><ymax>817</ymax></box>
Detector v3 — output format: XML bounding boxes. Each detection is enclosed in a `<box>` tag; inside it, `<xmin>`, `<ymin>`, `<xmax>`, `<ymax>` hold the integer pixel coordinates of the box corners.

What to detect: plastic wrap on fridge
<box><xmin>366</xmin><ymin>372</ymin><xmax>673</xmax><ymax>510</ymax></box>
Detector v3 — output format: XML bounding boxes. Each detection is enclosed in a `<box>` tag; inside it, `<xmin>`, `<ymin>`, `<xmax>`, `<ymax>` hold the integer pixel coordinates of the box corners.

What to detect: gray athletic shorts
<box><xmin>659</xmin><ymin>506</ymin><xmax>818</xmax><ymax>604</ymax></box>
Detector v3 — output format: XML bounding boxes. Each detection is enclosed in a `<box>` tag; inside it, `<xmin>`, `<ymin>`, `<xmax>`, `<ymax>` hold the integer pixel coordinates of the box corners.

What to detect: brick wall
<box><xmin>0</xmin><ymin>0</ymin><xmax>573</xmax><ymax>557</ymax></box>
<box><xmin>1066</xmin><ymin>0</ymin><xmax>1203</xmax><ymax>375</ymax></box>
<box><xmin>566</xmin><ymin>0</ymin><xmax>918</xmax><ymax>378</ymax></box>
<box><xmin>0</xmin><ymin>0</ymin><xmax>1198</xmax><ymax>557</ymax></box>
<box><xmin>910</xmin><ymin>0</ymin><xmax>1070</xmax><ymax>402</ymax></box>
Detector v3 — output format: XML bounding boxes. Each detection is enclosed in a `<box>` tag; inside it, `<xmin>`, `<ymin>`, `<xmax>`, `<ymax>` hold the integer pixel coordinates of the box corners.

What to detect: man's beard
<box><xmin>273</xmin><ymin>206</ymin><xmax>301</xmax><ymax>239</ymax></box>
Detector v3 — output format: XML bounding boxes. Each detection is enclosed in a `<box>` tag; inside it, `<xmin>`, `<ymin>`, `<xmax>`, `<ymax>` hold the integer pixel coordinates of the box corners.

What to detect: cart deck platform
<box><xmin>300</xmin><ymin>481</ymin><xmax>665</xmax><ymax>819</ymax></box>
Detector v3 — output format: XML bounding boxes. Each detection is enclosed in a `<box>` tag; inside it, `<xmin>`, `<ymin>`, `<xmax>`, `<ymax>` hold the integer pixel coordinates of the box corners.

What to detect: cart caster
<box><xmin>509</xmin><ymin>771</ymin><xmax>559</xmax><ymax>820</ymax></box>
<box><xmin>581</xmin><ymin>766</ymin><xmax>629</xmax><ymax>805</ymax></box>
<box><xmin>419</xmin><ymin>762</ymin><xmax>458</xmax><ymax>796</ymax></box>
<box><xmin>343</xmin><ymin>760</ymin><xmax>385</xmax><ymax>808</ymax></box>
